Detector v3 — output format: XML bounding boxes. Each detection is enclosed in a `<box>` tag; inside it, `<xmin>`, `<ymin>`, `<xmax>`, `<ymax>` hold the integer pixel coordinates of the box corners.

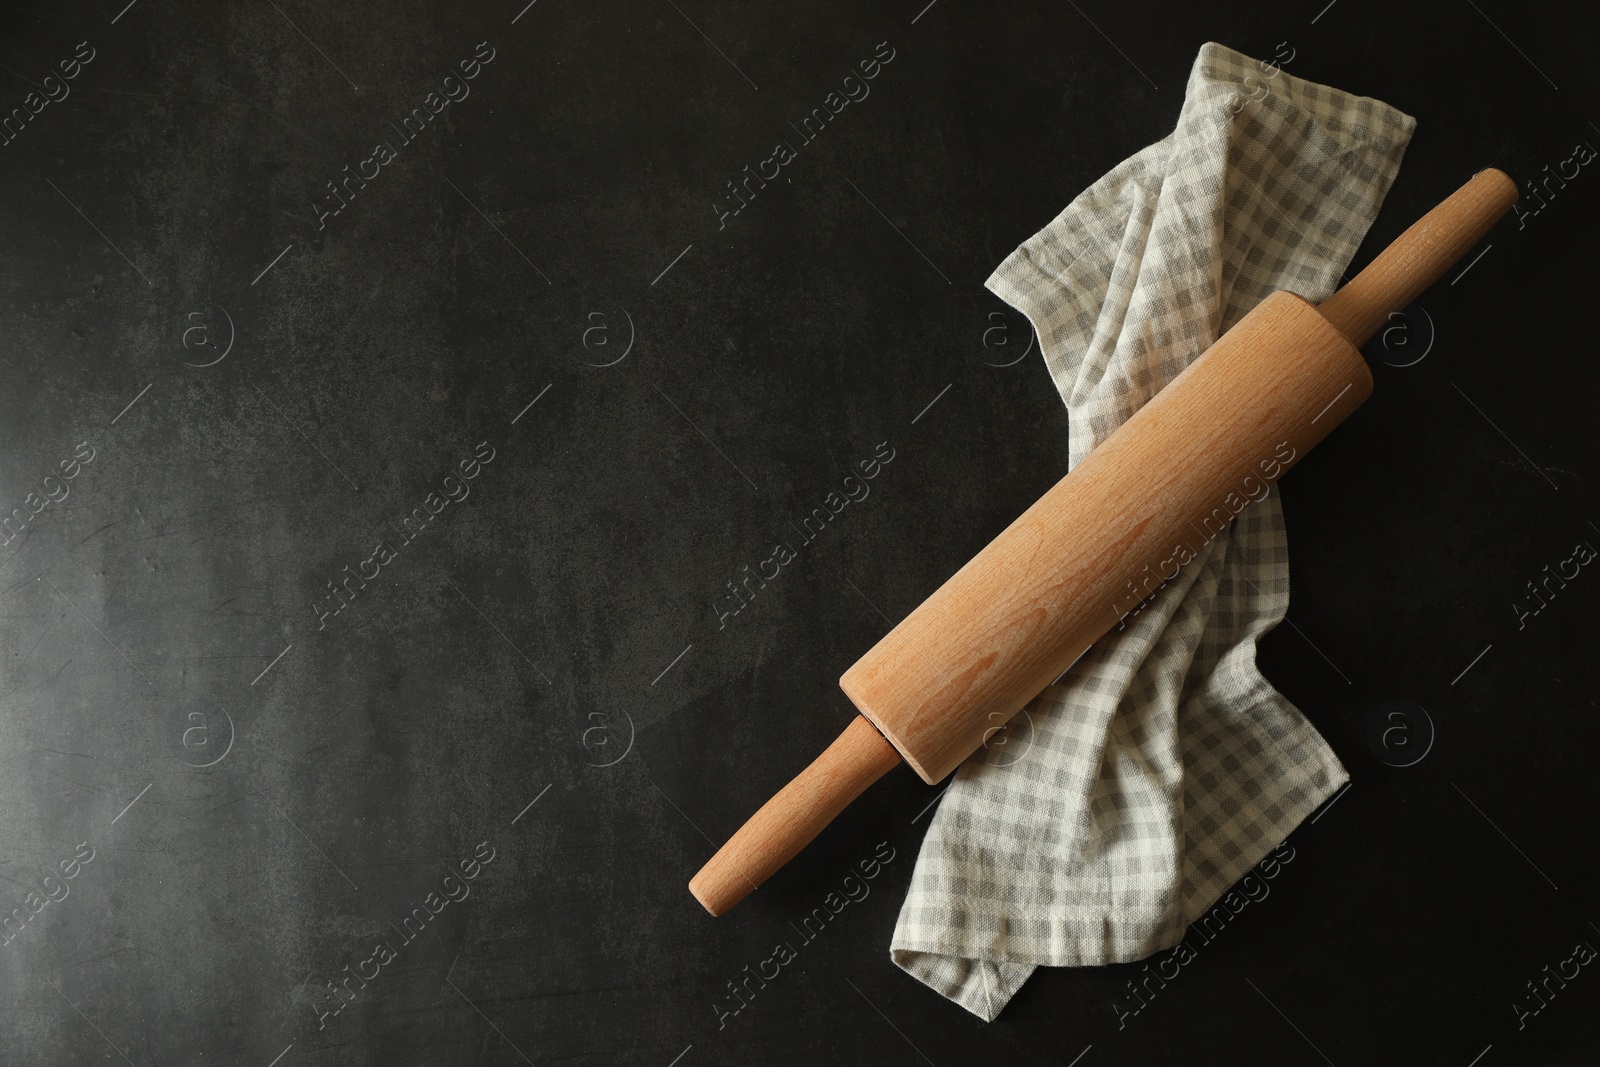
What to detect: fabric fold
<box><xmin>890</xmin><ymin>42</ymin><xmax>1416</xmax><ymax>1021</ymax></box>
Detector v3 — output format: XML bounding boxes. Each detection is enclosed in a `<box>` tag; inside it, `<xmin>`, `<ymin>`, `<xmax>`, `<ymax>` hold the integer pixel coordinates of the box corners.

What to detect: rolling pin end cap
<box><xmin>1473</xmin><ymin>166</ymin><xmax>1517</xmax><ymax>195</ymax></box>
<box><xmin>688</xmin><ymin>870</ymin><xmax>738</xmax><ymax>917</ymax></box>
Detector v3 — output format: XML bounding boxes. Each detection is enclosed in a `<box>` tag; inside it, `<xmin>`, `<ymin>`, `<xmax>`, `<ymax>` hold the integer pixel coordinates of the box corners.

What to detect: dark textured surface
<box><xmin>1</xmin><ymin>1</ymin><xmax>1597</xmax><ymax>1064</ymax></box>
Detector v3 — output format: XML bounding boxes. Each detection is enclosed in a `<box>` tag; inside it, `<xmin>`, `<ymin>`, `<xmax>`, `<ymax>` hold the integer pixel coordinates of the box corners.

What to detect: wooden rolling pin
<box><xmin>689</xmin><ymin>168</ymin><xmax>1519</xmax><ymax>916</ymax></box>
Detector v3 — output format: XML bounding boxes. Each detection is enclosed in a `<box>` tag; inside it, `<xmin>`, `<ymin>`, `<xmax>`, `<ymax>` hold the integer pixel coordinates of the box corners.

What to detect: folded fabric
<box><xmin>890</xmin><ymin>42</ymin><xmax>1416</xmax><ymax>1021</ymax></box>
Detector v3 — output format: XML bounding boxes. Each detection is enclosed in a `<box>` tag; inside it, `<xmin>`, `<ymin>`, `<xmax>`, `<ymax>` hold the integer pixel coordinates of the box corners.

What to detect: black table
<box><xmin>1</xmin><ymin>1</ymin><xmax>1596</xmax><ymax>1063</ymax></box>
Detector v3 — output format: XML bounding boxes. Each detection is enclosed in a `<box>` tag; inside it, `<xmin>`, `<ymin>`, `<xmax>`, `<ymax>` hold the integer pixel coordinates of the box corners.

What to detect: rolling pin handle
<box><xmin>689</xmin><ymin>715</ymin><xmax>902</xmax><ymax>916</ymax></box>
<box><xmin>1316</xmin><ymin>167</ymin><xmax>1518</xmax><ymax>347</ymax></box>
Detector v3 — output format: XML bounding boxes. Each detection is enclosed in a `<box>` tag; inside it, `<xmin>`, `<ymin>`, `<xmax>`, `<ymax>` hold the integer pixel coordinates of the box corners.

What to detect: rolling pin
<box><xmin>690</xmin><ymin>167</ymin><xmax>1519</xmax><ymax>916</ymax></box>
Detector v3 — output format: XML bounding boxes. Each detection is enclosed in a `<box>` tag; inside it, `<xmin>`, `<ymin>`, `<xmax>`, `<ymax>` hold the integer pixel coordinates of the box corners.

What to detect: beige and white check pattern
<box><xmin>890</xmin><ymin>43</ymin><xmax>1416</xmax><ymax>1020</ymax></box>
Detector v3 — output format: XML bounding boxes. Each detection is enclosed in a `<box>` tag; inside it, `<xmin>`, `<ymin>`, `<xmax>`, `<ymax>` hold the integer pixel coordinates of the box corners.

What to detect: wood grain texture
<box><xmin>841</xmin><ymin>292</ymin><xmax>1370</xmax><ymax>783</ymax></box>
<box><xmin>1318</xmin><ymin>168</ymin><xmax>1517</xmax><ymax>347</ymax></box>
<box><xmin>689</xmin><ymin>714</ymin><xmax>901</xmax><ymax>916</ymax></box>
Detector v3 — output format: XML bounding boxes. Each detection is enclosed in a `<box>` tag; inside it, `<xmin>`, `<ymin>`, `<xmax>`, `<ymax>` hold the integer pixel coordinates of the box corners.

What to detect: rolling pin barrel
<box><xmin>690</xmin><ymin>168</ymin><xmax>1518</xmax><ymax>916</ymax></box>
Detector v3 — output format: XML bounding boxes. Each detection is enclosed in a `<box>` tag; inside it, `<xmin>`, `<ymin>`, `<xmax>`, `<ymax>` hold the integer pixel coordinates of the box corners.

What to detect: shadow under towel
<box><xmin>889</xmin><ymin>42</ymin><xmax>1415</xmax><ymax>1021</ymax></box>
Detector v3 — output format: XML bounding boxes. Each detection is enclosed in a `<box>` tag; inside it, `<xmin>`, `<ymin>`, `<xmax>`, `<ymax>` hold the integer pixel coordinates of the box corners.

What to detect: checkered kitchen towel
<box><xmin>890</xmin><ymin>43</ymin><xmax>1415</xmax><ymax>1020</ymax></box>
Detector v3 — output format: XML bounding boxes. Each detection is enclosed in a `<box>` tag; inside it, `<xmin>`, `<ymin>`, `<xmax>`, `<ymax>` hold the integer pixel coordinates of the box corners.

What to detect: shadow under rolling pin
<box><xmin>690</xmin><ymin>167</ymin><xmax>1520</xmax><ymax>917</ymax></box>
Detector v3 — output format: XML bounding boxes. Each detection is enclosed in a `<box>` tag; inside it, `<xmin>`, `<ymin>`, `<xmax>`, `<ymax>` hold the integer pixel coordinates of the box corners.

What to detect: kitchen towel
<box><xmin>890</xmin><ymin>42</ymin><xmax>1416</xmax><ymax>1020</ymax></box>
